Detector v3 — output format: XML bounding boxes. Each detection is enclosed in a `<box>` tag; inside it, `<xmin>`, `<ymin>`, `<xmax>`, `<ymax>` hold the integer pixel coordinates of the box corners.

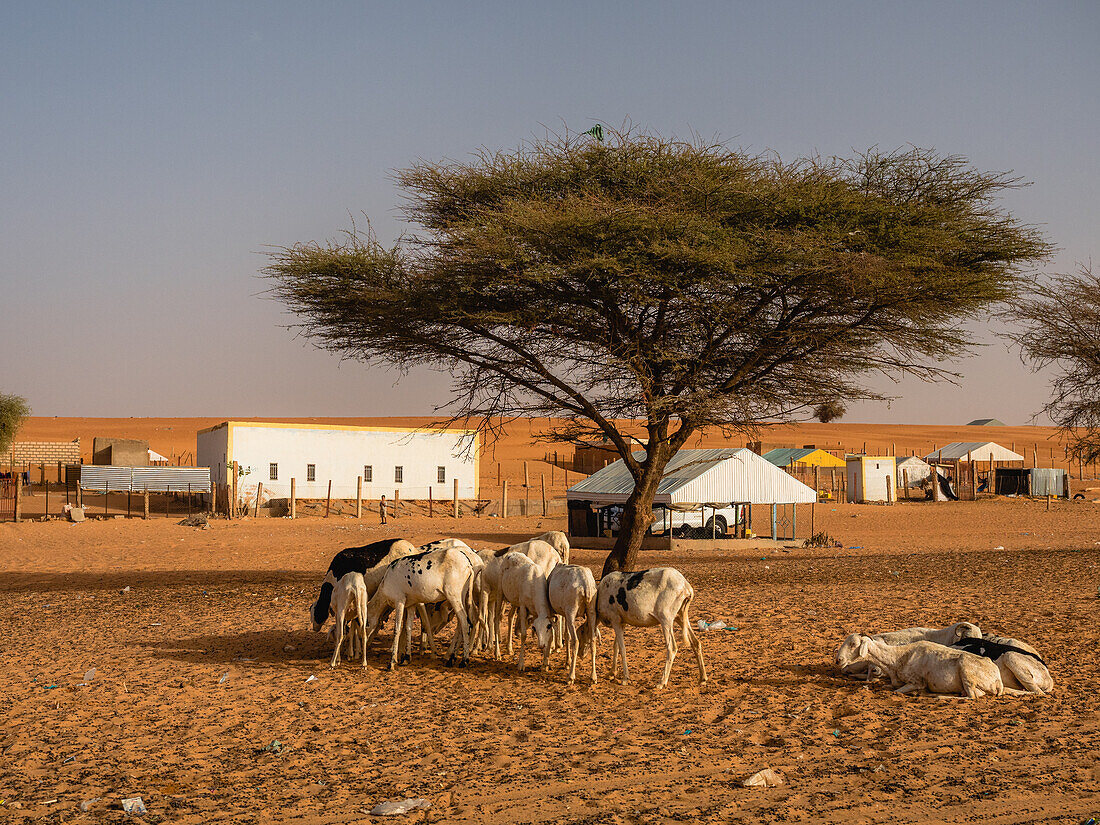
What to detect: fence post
<box><xmin>453</xmin><ymin>477</ymin><xmax>459</xmax><ymax>519</ymax></box>
<box><xmin>989</xmin><ymin>452</ymin><xmax>996</xmax><ymax>495</ymax></box>
<box><xmin>524</xmin><ymin>460</ymin><xmax>529</xmax><ymax>488</ymax></box>
<box><xmin>290</xmin><ymin>478</ymin><xmax>296</xmax><ymax>519</ymax></box>
<box><xmin>903</xmin><ymin>469</ymin><xmax>909</xmax><ymax>500</ymax></box>
<box><xmin>14</xmin><ymin>473</ymin><xmax>22</xmax><ymax>523</ymax></box>
<box><xmin>770</xmin><ymin>504</ymin><xmax>777</xmax><ymax>541</ymax></box>
<box><xmin>231</xmin><ymin>461</ymin><xmax>239</xmax><ymax>520</ymax></box>
<box><xmin>394</xmin><ymin>489</ymin><xmax>400</xmax><ymax>518</ymax></box>
<box><xmin>144</xmin><ymin>486</ymin><xmax>149</xmax><ymax>519</ymax></box>
<box><xmin>356</xmin><ymin>476</ymin><xmax>362</xmax><ymax>519</ymax></box>
<box><xmin>886</xmin><ymin>474</ymin><xmax>893</xmax><ymax>505</ymax></box>
<box><xmin>255</xmin><ymin>482</ymin><xmax>263</xmax><ymax>517</ymax></box>
<box><xmin>76</xmin><ymin>474</ymin><xmax>82</xmax><ymax>509</ymax></box>
<box><xmin>502</xmin><ymin>480</ymin><xmax>509</xmax><ymax>519</ymax></box>
<box><xmin>429</xmin><ymin>485</ymin><xmax>433</xmax><ymax>518</ymax></box>
<box><xmin>44</xmin><ymin>478</ymin><xmax>49</xmax><ymax>518</ymax></box>
<box><xmin>325</xmin><ymin>480</ymin><xmax>332</xmax><ymax>518</ymax></box>
<box><xmin>104</xmin><ymin>481</ymin><xmax>109</xmax><ymax>517</ymax></box>
<box><xmin>541</xmin><ymin>473</ymin><xmax>547</xmax><ymax>516</ymax></box>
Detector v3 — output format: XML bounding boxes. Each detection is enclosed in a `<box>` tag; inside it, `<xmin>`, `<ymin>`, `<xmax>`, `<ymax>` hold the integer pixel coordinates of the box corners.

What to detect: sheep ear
<box><xmin>955</xmin><ymin>625</ymin><xmax>965</xmax><ymax>638</ymax></box>
<box><xmin>856</xmin><ymin>638</ymin><xmax>870</xmax><ymax>658</ymax></box>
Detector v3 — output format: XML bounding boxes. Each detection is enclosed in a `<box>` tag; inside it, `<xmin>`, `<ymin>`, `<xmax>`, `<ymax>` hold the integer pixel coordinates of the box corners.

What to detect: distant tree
<box><xmin>1010</xmin><ymin>265</ymin><xmax>1100</xmax><ymax>463</ymax></box>
<box><xmin>265</xmin><ymin>129</ymin><xmax>1050</xmax><ymax>573</ymax></box>
<box><xmin>813</xmin><ymin>401</ymin><xmax>846</xmax><ymax>424</ymax></box>
<box><xmin>0</xmin><ymin>393</ymin><xmax>30</xmax><ymax>456</ymax></box>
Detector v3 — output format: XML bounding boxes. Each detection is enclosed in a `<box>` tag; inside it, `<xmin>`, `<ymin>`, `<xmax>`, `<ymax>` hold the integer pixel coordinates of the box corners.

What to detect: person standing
<box><xmin>380</xmin><ymin>494</ymin><xmax>387</xmax><ymax>524</ymax></box>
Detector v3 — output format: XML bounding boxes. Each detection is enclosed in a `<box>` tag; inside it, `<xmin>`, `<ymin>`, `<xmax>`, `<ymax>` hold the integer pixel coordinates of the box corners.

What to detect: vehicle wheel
<box><xmin>704</xmin><ymin>516</ymin><xmax>728</xmax><ymax>537</ymax></box>
<box><xmin>674</xmin><ymin>524</ymin><xmax>694</xmax><ymax>539</ymax></box>
<box><xmin>1074</xmin><ymin>493</ymin><xmax>1085</xmax><ymax>500</ymax></box>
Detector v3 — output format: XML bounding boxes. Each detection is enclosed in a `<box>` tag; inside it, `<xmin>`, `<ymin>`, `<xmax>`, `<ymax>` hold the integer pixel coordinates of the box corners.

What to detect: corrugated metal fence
<box><xmin>76</xmin><ymin>466</ymin><xmax>212</xmax><ymax>493</ymax></box>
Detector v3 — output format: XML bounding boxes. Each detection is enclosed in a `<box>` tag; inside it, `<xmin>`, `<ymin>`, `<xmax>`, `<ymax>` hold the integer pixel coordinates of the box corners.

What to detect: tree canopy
<box><xmin>1010</xmin><ymin>266</ymin><xmax>1100</xmax><ymax>463</ymax></box>
<box><xmin>265</xmin><ymin>129</ymin><xmax>1050</xmax><ymax>571</ymax></box>
<box><xmin>0</xmin><ymin>393</ymin><xmax>30</xmax><ymax>456</ymax></box>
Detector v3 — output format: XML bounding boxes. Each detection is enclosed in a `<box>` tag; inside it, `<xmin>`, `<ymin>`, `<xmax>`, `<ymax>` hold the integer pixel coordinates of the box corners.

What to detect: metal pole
<box><xmin>290</xmin><ymin>478</ymin><xmax>296</xmax><ymax>519</ymax></box>
<box><xmin>356</xmin><ymin>476</ymin><xmax>362</xmax><ymax>519</ymax></box>
<box><xmin>770</xmin><ymin>504</ymin><xmax>777</xmax><ymax>541</ymax></box>
<box><xmin>188</xmin><ymin>483</ymin><xmax>192</xmax><ymax>518</ymax></box>
<box><xmin>104</xmin><ymin>481</ymin><xmax>108</xmax><ymax>517</ymax></box>
<box><xmin>454</xmin><ymin>477</ymin><xmax>460</xmax><ymax>518</ymax></box>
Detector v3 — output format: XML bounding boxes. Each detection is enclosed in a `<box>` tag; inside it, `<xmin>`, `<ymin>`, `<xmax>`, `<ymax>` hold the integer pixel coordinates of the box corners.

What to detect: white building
<box><xmin>846</xmin><ymin>455</ymin><xmax>897</xmax><ymax>503</ymax></box>
<box><xmin>197</xmin><ymin>421</ymin><xmax>479</xmax><ymax>504</ymax></box>
<box><xmin>924</xmin><ymin>441</ymin><xmax>1024</xmax><ymax>463</ymax></box>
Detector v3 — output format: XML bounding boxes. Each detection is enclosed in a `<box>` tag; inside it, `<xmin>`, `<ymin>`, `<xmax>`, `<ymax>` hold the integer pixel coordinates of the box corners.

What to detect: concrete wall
<box><xmin>8</xmin><ymin>440</ymin><xmax>81</xmax><ymax>465</ymax></box>
<box><xmin>92</xmin><ymin>437</ymin><xmax>149</xmax><ymax>467</ymax></box>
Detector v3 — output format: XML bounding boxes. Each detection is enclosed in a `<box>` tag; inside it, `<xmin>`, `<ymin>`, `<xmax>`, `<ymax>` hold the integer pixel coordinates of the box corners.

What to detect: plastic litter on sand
<box><xmin>121</xmin><ymin>797</ymin><xmax>147</xmax><ymax>816</ymax></box>
<box><xmin>305</xmin><ymin>675</ymin><xmax>317</xmax><ymax>683</ymax></box>
<box><xmin>742</xmin><ymin>768</ymin><xmax>785</xmax><ymax>788</ymax></box>
<box><xmin>370</xmin><ymin>798</ymin><xmax>431</xmax><ymax>816</ymax></box>
<box><xmin>218</xmin><ymin>673</ymin><xmax>229</xmax><ymax>684</ymax></box>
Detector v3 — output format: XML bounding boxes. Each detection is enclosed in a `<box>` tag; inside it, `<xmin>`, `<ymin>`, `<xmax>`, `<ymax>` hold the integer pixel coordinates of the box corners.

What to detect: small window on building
<box><xmin>364</xmin><ymin>465</ymin><xmax>372</xmax><ymax>482</ymax></box>
<box><xmin>269</xmin><ymin>463</ymin><xmax>278</xmax><ymax>481</ymax></box>
<box><xmin>307</xmin><ymin>463</ymin><xmax>316</xmax><ymax>482</ymax></box>
<box><xmin>394</xmin><ymin>465</ymin><xmax>403</xmax><ymax>484</ymax></box>
<box><xmin>437</xmin><ymin>466</ymin><xmax>446</xmax><ymax>484</ymax></box>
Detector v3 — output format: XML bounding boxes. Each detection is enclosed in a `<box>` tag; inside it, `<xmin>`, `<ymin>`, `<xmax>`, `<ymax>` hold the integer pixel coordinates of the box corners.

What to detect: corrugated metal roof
<box><xmin>763</xmin><ymin>448</ymin><xmax>814</xmax><ymax>466</ymax></box>
<box><xmin>924</xmin><ymin>442</ymin><xmax>1024</xmax><ymax>462</ymax></box>
<box><xmin>566</xmin><ymin>448</ymin><xmax>815</xmax><ymax>505</ymax></box>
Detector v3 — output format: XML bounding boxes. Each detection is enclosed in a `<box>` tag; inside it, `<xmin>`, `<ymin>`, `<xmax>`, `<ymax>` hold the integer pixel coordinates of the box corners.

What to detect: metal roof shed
<box><xmin>567</xmin><ymin>448</ymin><xmax>816</xmax><ymax>506</ymax></box>
<box><xmin>924</xmin><ymin>442</ymin><xmax>1024</xmax><ymax>463</ymax></box>
<box><xmin>763</xmin><ymin>447</ymin><xmax>846</xmax><ymax>468</ymax></box>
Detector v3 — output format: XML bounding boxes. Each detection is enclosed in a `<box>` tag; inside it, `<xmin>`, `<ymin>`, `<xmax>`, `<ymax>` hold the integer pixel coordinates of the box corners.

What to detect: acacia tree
<box><xmin>1010</xmin><ymin>266</ymin><xmax>1100</xmax><ymax>463</ymax></box>
<box><xmin>0</xmin><ymin>393</ymin><xmax>30</xmax><ymax>456</ymax></box>
<box><xmin>265</xmin><ymin>130</ymin><xmax>1049</xmax><ymax>573</ymax></box>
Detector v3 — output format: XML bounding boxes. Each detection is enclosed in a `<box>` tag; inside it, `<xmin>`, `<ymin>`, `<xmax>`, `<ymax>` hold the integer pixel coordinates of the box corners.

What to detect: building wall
<box><xmin>92</xmin><ymin>437</ymin><xmax>149</xmax><ymax>466</ymax></box>
<box><xmin>847</xmin><ymin>456</ymin><xmax>897</xmax><ymax>502</ymax></box>
<box><xmin>198</xmin><ymin>422</ymin><xmax>479</xmax><ymax>502</ymax></box>
<box><xmin>8</xmin><ymin>440</ymin><xmax>81</xmax><ymax>465</ymax></box>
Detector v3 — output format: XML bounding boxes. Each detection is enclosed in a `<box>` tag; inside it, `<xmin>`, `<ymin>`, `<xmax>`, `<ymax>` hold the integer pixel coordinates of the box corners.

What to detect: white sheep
<box><xmin>597</xmin><ymin>567</ymin><xmax>706</xmax><ymax>690</ymax></box>
<box><xmin>363</xmin><ymin>547</ymin><xmax>476</xmax><ymax>669</ymax></box>
<box><xmin>851</xmin><ymin>636</ymin><xmax>1007</xmax><ymax>698</ymax></box>
<box><xmin>836</xmin><ymin>622</ymin><xmax>983</xmax><ymax>678</ymax></box>
<box><xmin>329</xmin><ymin>572</ymin><xmax>369</xmax><ymax>669</ymax></box>
<box><xmin>493</xmin><ymin>539</ymin><xmax>562</xmax><ymax>655</ymax></box>
<box><xmin>547</xmin><ymin>563</ymin><xmax>598</xmax><ymax>683</ymax></box>
<box><xmin>951</xmin><ymin>636</ymin><xmax>1053</xmax><ymax>695</ymax></box>
<box><xmin>531</xmin><ymin>530</ymin><xmax>571</xmax><ymax>564</ymax></box>
<box><xmin>498</xmin><ymin>552</ymin><xmax>554</xmax><ymax>672</ymax></box>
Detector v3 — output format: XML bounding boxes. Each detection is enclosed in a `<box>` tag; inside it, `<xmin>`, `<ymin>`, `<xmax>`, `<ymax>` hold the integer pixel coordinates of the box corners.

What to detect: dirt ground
<box><xmin>2</xmin><ymin>497</ymin><xmax>1100</xmax><ymax>823</ymax></box>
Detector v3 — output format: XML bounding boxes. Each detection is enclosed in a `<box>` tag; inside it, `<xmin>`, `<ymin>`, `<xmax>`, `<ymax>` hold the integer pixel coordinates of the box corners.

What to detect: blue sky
<box><xmin>2</xmin><ymin>1</ymin><xmax>1097</xmax><ymax>423</ymax></box>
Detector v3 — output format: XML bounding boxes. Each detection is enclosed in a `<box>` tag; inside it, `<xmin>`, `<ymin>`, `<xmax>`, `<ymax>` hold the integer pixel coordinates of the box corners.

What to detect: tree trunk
<box><xmin>601</xmin><ymin>459</ymin><xmax>667</xmax><ymax>576</ymax></box>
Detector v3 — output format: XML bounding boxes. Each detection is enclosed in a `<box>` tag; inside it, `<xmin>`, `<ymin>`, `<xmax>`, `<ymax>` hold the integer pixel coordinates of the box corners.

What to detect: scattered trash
<box><xmin>283</xmin><ymin>644</ymin><xmax>295</xmax><ymax>652</ymax></box>
<box><xmin>305</xmin><ymin>675</ymin><xmax>317</xmax><ymax>683</ymax></box>
<box><xmin>80</xmin><ymin>798</ymin><xmax>101</xmax><ymax>811</ymax></box>
<box><xmin>121</xmin><ymin>797</ymin><xmax>147</xmax><ymax>816</ymax></box>
<box><xmin>831</xmin><ymin>729</ymin><xmax>840</xmax><ymax>737</ymax></box>
<box><xmin>178</xmin><ymin>514</ymin><xmax>209</xmax><ymax>528</ymax></box>
<box><xmin>150</xmin><ymin>622</ymin><xmax>162</xmax><ymax>627</ymax></box>
<box><xmin>83</xmin><ymin>668</ymin><xmax>96</xmax><ymax>683</ymax></box>
<box><xmin>847</xmin><ymin>546</ymin><xmax>863</xmax><ymax>550</ymax></box>
<box><xmin>44</xmin><ymin>684</ymin><xmax>58</xmax><ymax>690</ymax></box>
<box><xmin>63</xmin><ymin>504</ymin><xmax>85</xmax><ymax>522</ymax></box>
<box><xmin>683</xmin><ymin>729</ymin><xmax>692</xmax><ymax>734</ymax></box>
<box><xmin>697</xmin><ymin>619</ymin><xmax>728</xmax><ymax>631</ymax></box>
<box><xmin>62</xmin><ymin>754</ymin><xmax>77</xmax><ymax>764</ymax></box>
<box><xmin>742</xmin><ymin>768</ymin><xmax>785</xmax><ymax>788</ymax></box>
<box><xmin>993</xmin><ymin>545</ymin><xmax>1005</xmax><ymax>551</ymax></box>
<box><xmin>40</xmin><ymin>798</ymin><xmax>58</xmax><ymax>805</ymax></box>
<box><xmin>370</xmin><ymin>798</ymin><xmax>431</xmax><ymax>816</ymax></box>
<box><xmin>120</xmin><ymin>586</ymin><xmax>131</xmax><ymax>594</ymax></box>
<box><xmin>261</xmin><ymin>739</ymin><xmax>282</xmax><ymax>754</ymax></box>
<box><xmin>218</xmin><ymin>673</ymin><xmax>229</xmax><ymax>684</ymax></box>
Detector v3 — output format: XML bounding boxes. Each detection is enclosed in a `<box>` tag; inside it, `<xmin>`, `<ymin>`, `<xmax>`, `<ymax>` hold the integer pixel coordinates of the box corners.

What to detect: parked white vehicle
<box><xmin>603</xmin><ymin>504</ymin><xmax>744</xmax><ymax>537</ymax></box>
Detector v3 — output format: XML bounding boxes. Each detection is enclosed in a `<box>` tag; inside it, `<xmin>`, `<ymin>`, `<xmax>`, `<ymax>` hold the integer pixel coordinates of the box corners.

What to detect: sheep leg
<box><xmin>417</xmin><ymin>604</ymin><xmax>442</xmax><ymax>656</ymax></box>
<box><xmin>389</xmin><ymin>603</ymin><xmax>406</xmax><ymax>670</ymax></box>
<box><xmin>566</xmin><ymin>618</ymin><xmax>580</xmax><ymax>683</ymax></box>
<box><xmin>614</xmin><ymin>623</ymin><xmax>629</xmax><ymax>684</ymax></box>
<box><xmin>656</xmin><ymin>616</ymin><xmax>678</xmax><ymax>690</ymax></box>
<box><xmin>403</xmin><ymin>604</ymin><xmax>417</xmax><ymax>665</ymax></box>
<box><xmin>588</xmin><ymin>619</ymin><xmax>598</xmax><ymax>685</ymax></box>
<box><xmin>444</xmin><ymin>593</ymin><xmax>471</xmax><ymax>667</ymax></box>
<box><xmin>894</xmin><ymin>683</ymin><xmax>920</xmax><ymax>695</ymax></box>
<box><xmin>358</xmin><ymin>613</ymin><xmax>368</xmax><ymax>668</ymax></box>
<box><xmin>491</xmin><ymin>593</ymin><xmax>503</xmax><ymax>661</ymax></box>
<box><xmin>330</xmin><ymin>604</ymin><xmax>346</xmax><ymax>668</ymax></box>
<box><xmin>516</xmin><ymin>607</ymin><xmax>528</xmax><ymax>672</ymax></box>
<box><xmin>505</xmin><ymin>603</ymin><xmax>517</xmax><ymax>656</ymax></box>
<box><xmin>679</xmin><ymin>599</ymin><xmax>706</xmax><ymax>685</ymax></box>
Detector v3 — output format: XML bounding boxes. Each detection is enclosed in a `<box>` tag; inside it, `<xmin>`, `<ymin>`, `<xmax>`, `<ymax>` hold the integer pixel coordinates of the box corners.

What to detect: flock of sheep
<box><xmin>307</xmin><ymin>532</ymin><xmax>1053</xmax><ymax>697</ymax></box>
<box><xmin>835</xmin><ymin>622</ymin><xmax>1054</xmax><ymax>698</ymax></box>
<box><xmin>308</xmin><ymin>532</ymin><xmax>707</xmax><ymax>689</ymax></box>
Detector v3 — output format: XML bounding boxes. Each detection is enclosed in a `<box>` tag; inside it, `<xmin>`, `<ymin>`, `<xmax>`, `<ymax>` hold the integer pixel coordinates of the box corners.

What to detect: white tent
<box><xmin>567</xmin><ymin>448</ymin><xmax>816</xmax><ymax>506</ymax></box>
<box><xmin>896</xmin><ymin>455</ymin><xmax>931</xmax><ymax>486</ymax></box>
<box><xmin>924</xmin><ymin>442</ymin><xmax>1023</xmax><ymax>463</ymax></box>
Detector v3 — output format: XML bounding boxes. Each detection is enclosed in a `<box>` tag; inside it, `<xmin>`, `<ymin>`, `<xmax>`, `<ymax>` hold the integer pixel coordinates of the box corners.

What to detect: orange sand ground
<box><xmin>3</xmin><ymin>498</ymin><xmax>1100</xmax><ymax>823</ymax></box>
<box><xmin>3</xmin><ymin>418</ymin><xmax>1100</xmax><ymax>822</ymax></box>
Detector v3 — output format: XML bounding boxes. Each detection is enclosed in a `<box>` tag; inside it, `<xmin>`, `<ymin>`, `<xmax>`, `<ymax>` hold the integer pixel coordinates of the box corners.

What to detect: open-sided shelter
<box><xmin>567</xmin><ymin>448</ymin><xmax>815</xmax><ymax>539</ymax></box>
